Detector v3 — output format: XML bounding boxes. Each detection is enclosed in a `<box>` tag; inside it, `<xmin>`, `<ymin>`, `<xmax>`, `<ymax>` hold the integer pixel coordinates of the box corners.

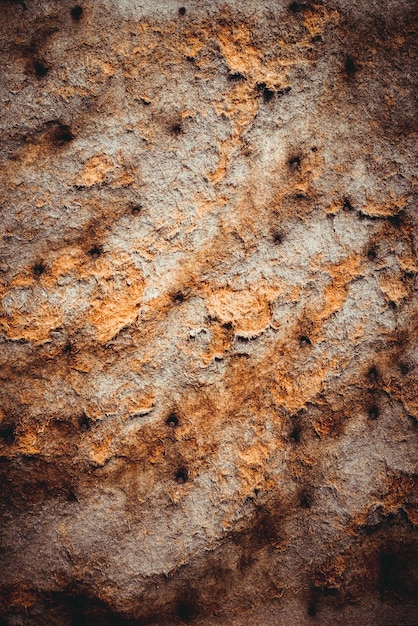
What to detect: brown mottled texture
<box><xmin>0</xmin><ymin>0</ymin><xmax>417</xmax><ymax>624</ymax></box>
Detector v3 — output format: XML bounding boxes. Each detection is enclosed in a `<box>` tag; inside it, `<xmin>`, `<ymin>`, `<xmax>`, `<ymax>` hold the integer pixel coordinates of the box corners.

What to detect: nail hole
<box><xmin>175</xmin><ymin>467</ymin><xmax>188</xmax><ymax>484</ymax></box>
<box><xmin>34</xmin><ymin>60</ymin><xmax>49</xmax><ymax>78</ymax></box>
<box><xmin>0</xmin><ymin>425</ymin><xmax>15</xmax><ymax>445</ymax></box>
<box><xmin>52</xmin><ymin>124</ymin><xmax>73</xmax><ymax>146</ymax></box>
<box><xmin>368</xmin><ymin>405</ymin><xmax>379</xmax><ymax>420</ymax></box>
<box><xmin>288</xmin><ymin>156</ymin><xmax>301</xmax><ymax>171</ymax></box>
<box><xmin>88</xmin><ymin>245</ymin><xmax>102</xmax><ymax>259</ymax></box>
<box><xmin>79</xmin><ymin>413</ymin><xmax>91</xmax><ymax>432</ymax></box>
<box><xmin>171</xmin><ymin>122</ymin><xmax>183</xmax><ymax>136</ymax></box>
<box><xmin>343</xmin><ymin>198</ymin><xmax>353</xmax><ymax>211</ymax></box>
<box><xmin>178</xmin><ymin>6</ymin><xmax>186</xmax><ymax>16</ymax></box>
<box><xmin>263</xmin><ymin>87</ymin><xmax>275</xmax><ymax>103</ymax></box>
<box><xmin>70</xmin><ymin>5</ymin><xmax>83</xmax><ymax>20</ymax></box>
<box><xmin>400</xmin><ymin>363</ymin><xmax>410</xmax><ymax>375</ymax></box>
<box><xmin>289</xmin><ymin>425</ymin><xmax>301</xmax><ymax>444</ymax></box>
<box><xmin>273</xmin><ymin>232</ymin><xmax>283</xmax><ymax>245</ymax></box>
<box><xmin>63</xmin><ymin>342</ymin><xmax>73</xmax><ymax>354</ymax></box>
<box><xmin>311</xmin><ymin>146</ymin><xmax>317</xmax><ymax>152</ymax></box>
<box><xmin>33</xmin><ymin>262</ymin><xmax>46</xmax><ymax>277</ymax></box>
<box><xmin>131</xmin><ymin>205</ymin><xmax>142</xmax><ymax>216</ymax></box>
<box><xmin>344</xmin><ymin>55</ymin><xmax>357</xmax><ymax>76</ymax></box>
<box><xmin>388</xmin><ymin>300</ymin><xmax>397</xmax><ymax>310</ymax></box>
<box><xmin>256</xmin><ymin>82</ymin><xmax>275</xmax><ymax>103</ymax></box>
<box><xmin>299</xmin><ymin>335</ymin><xmax>311</xmax><ymax>347</ymax></box>
<box><xmin>367</xmin><ymin>366</ymin><xmax>378</xmax><ymax>383</ymax></box>
<box><xmin>367</xmin><ymin>247</ymin><xmax>377</xmax><ymax>261</ymax></box>
<box><xmin>166</xmin><ymin>413</ymin><xmax>179</xmax><ymax>428</ymax></box>
<box><xmin>171</xmin><ymin>291</ymin><xmax>185</xmax><ymax>304</ymax></box>
<box><xmin>300</xmin><ymin>488</ymin><xmax>313</xmax><ymax>509</ymax></box>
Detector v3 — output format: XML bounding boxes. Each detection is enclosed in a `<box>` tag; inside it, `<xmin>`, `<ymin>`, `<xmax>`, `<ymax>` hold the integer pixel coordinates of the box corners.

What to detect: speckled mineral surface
<box><xmin>0</xmin><ymin>0</ymin><xmax>417</xmax><ymax>624</ymax></box>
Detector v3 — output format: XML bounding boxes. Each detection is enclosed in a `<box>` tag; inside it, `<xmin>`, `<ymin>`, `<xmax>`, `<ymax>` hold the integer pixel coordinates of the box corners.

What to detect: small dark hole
<box><xmin>79</xmin><ymin>413</ymin><xmax>91</xmax><ymax>431</ymax></box>
<box><xmin>307</xmin><ymin>601</ymin><xmax>317</xmax><ymax>617</ymax></box>
<box><xmin>273</xmin><ymin>232</ymin><xmax>283</xmax><ymax>245</ymax></box>
<box><xmin>343</xmin><ymin>198</ymin><xmax>353</xmax><ymax>211</ymax></box>
<box><xmin>175</xmin><ymin>467</ymin><xmax>188</xmax><ymax>484</ymax></box>
<box><xmin>67</xmin><ymin>491</ymin><xmax>78</xmax><ymax>502</ymax></box>
<box><xmin>0</xmin><ymin>425</ymin><xmax>15</xmax><ymax>445</ymax></box>
<box><xmin>131</xmin><ymin>205</ymin><xmax>141</xmax><ymax>216</ymax></box>
<box><xmin>166</xmin><ymin>413</ymin><xmax>179</xmax><ymax>428</ymax></box>
<box><xmin>368</xmin><ymin>405</ymin><xmax>379</xmax><ymax>420</ymax></box>
<box><xmin>263</xmin><ymin>87</ymin><xmax>275</xmax><ymax>103</ymax></box>
<box><xmin>290</xmin><ymin>425</ymin><xmax>301</xmax><ymax>444</ymax></box>
<box><xmin>63</xmin><ymin>342</ymin><xmax>73</xmax><ymax>354</ymax></box>
<box><xmin>299</xmin><ymin>335</ymin><xmax>311</xmax><ymax>347</ymax></box>
<box><xmin>88</xmin><ymin>245</ymin><xmax>102</xmax><ymax>259</ymax></box>
<box><xmin>33</xmin><ymin>262</ymin><xmax>46</xmax><ymax>277</ymax></box>
<box><xmin>171</xmin><ymin>123</ymin><xmax>183</xmax><ymax>136</ymax></box>
<box><xmin>34</xmin><ymin>60</ymin><xmax>49</xmax><ymax>77</ymax></box>
<box><xmin>53</xmin><ymin>124</ymin><xmax>73</xmax><ymax>145</ymax></box>
<box><xmin>289</xmin><ymin>1</ymin><xmax>305</xmax><ymax>13</ymax></box>
<box><xmin>344</xmin><ymin>55</ymin><xmax>357</xmax><ymax>76</ymax></box>
<box><xmin>311</xmin><ymin>34</ymin><xmax>322</xmax><ymax>43</ymax></box>
<box><xmin>178</xmin><ymin>6</ymin><xmax>186</xmax><ymax>15</ymax></box>
<box><xmin>311</xmin><ymin>146</ymin><xmax>318</xmax><ymax>152</ymax></box>
<box><xmin>70</xmin><ymin>5</ymin><xmax>83</xmax><ymax>19</ymax></box>
<box><xmin>289</xmin><ymin>156</ymin><xmax>301</xmax><ymax>171</ymax></box>
<box><xmin>388</xmin><ymin>300</ymin><xmax>397</xmax><ymax>310</ymax></box>
<box><xmin>222</xmin><ymin>322</ymin><xmax>233</xmax><ymax>330</ymax></box>
<box><xmin>172</xmin><ymin>291</ymin><xmax>184</xmax><ymax>304</ymax></box>
<box><xmin>367</xmin><ymin>247</ymin><xmax>377</xmax><ymax>261</ymax></box>
<box><xmin>400</xmin><ymin>363</ymin><xmax>409</xmax><ymax>375</ymax></box>
<box><xmin>256</xmin><ymin>82</ymin><xmax>275</xmax><ymax>103</ymax></box>
<box><xmin>368</xmin><ymin>366</ymin><xmax>378</xmax><ymax>383</ymax></box>
<box><xmin>300</xmin><ymin>489</ymin><xmax>313</xmax><ymax>509</ymax></box>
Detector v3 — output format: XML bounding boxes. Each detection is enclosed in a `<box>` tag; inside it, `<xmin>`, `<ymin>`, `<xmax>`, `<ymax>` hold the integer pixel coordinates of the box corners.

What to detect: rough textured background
<box><xmin>0</xmin><ymin>0</ymin><xmax>417</xmax><ymax>624</ymax></box>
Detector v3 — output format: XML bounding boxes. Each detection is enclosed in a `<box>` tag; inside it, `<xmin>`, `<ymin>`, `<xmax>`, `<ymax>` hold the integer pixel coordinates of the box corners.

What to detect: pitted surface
<box><xmin>0</xmin><ymin>1</ymin><xmax>417</xmax><ymax>624</ymax></box>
